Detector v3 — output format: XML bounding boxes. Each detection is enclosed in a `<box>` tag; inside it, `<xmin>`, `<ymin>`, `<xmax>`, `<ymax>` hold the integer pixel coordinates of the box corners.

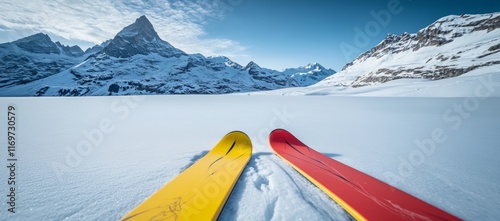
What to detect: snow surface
<box><xmin>1</xmin><ymin>84</ymin><xmax>500</xmax><ymax>220</ymax></box>
<box><xmin>250</xmin><ymin>69</ymin><xmax>500</xmax><ymax>97</ymax></box>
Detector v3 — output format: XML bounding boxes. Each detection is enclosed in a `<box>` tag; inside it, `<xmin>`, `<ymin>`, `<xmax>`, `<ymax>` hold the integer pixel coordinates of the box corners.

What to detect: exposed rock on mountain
<box><xmin>317</xmin><ymin>12</ymin><xmax>500</xmax><ymax>88</ymax></box>
<box><xmin>102</xmin><ymin>15</ymin><xmax>185</xmax><ymax>58</ymax></box>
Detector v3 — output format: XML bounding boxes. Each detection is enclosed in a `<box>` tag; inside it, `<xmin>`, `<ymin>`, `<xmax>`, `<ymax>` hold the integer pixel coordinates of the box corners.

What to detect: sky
<box><xmin>0</xmin><ymin>0</ymin><xmax>499</xmax><ymax>71</ymax></box>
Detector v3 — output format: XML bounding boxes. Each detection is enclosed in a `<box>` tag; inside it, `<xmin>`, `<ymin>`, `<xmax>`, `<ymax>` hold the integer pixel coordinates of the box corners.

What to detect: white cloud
<box><xmin>0</xmin><ymin>0</ymin><xmax>246</xmax><ymax>58</ymax></box>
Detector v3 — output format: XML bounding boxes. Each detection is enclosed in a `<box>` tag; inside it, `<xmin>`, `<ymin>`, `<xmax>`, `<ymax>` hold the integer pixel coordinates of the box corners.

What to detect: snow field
<box><xmin>250</xmin><ymin>70</ymin><xmax>500</xmax><ymax>97</ymax></box>
<box><xmin>219</xmin><ymin>153</ymin><xmax>350</xmax><ymax>221</ymax></box>
<box><xmin>0</xmin><ymin>94</ymin><xmax>499</xmax><ymax>220</ymax></box>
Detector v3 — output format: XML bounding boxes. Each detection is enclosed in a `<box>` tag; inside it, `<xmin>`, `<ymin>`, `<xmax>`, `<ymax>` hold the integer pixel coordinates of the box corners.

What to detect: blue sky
<box><xmin>0</xmin><ymin>0</ymin><xmax>499</xmax><ymax>70</ymax></box>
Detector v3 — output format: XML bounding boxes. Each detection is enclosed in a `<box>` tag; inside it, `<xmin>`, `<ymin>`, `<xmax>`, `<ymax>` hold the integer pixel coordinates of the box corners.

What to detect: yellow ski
<box><xmin>121</xmin><ymin>131</ymin><xmax>252</xmax><ymax>221</ymax></box>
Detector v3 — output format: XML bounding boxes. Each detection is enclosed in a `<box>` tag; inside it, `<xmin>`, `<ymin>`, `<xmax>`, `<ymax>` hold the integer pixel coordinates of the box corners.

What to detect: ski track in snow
<box><xmin>219</xmin><ymin>153</ymin><xmax>350</xmax><ymax>221</ymax></box>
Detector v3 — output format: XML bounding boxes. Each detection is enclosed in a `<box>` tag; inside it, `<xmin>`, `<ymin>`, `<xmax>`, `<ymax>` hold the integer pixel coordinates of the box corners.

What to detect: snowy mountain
<box><xmin>102</xmin><ymin>15</ymin><xmax>185</xmax><ymax>58</ymax></box>
<box><xmin>281</xmin><ymin>63</ymin><xmax>336</xmax><ymax>86</ymax></box>
<box><xmin>0</xmin><ymin>33</ymin><xmax>84</xmax><ymax>88</ymax></box>
<box><xmin>316</xmin><ymin>12</ymin><xmax>500</xmax><ymax>88</ymax></box>
<box><xmin>0</xmin><ymin>16</ymin><xmax>334</xmax><ymax>96</ymax></box>
<box><xmin>243</xmin><ymin>62</ymin><xmax>335</xmax><ymax>88</ymax></box>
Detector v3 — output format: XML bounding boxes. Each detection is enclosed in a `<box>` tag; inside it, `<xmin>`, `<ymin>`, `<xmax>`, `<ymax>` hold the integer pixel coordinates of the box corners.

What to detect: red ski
<box><xmin>269</xmin><ymin>129</ymin><xmax>461</xmax><ymax>221</ymax></box>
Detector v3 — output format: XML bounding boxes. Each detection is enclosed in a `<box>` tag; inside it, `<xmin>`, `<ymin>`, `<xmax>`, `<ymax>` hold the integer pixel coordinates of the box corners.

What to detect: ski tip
<box><xmin>268</xmin><ymin>128</ymin><xmax>297</xmax><ymax>150</ymax></box>
<box><xmin>227</xmin><ymin>130</ymin><xmax>250</xmax><ymax>137</ymax></box>
<box><xmin>269</xmin><ymin>128</ymin><xmax>290</xmax><ymax>138</ymax></box>
<box><xmin>269</xmin><ymin>128</ymin><xmax>294</xmax><ymax>141</ymax></box>
<box><xmin>224</xmin><ymin>131</ymin><xmax>253</xmax><ymax>150</ymax></box>
<box><xmin>270</xmin><ymin>128</ymin><xmax>288</xmax><ymax>134</ymax></box>
<box><xmin>226</xmin><ymin>131</ymin><xmax>251</xmax><ymax>142</ymax></box>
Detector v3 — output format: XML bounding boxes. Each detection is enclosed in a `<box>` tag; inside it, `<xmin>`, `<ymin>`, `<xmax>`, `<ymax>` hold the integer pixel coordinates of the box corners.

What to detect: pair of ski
<box><xmin>121</xmin><ymin>129</ymin><xmax>460</xmax><ymax>221</ymax></box>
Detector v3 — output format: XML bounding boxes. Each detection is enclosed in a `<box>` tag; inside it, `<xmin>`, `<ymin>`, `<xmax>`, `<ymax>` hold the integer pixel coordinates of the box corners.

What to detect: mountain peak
<box><xmin>319</xmin><ymin>12</ymin><xmax>500</xmax><ymax>88</ymax></box>
<box><xmin>55</xmin><ymin>41</ymin><xmax>84</xmax><ymax>57</ymax></box>
<box><xmin>102</xmin><ymin>15</ymin><xmax>185</xmax><ymax>58</ymax></box>
<box><xmin>18</xmin><ymin>33</ymin><xmax>51</xmax><ymax>42</ymax></box>
<box><xmin>116</xmin><ymin>15</ymin><xmax>159</xmax><ymax>40</ymax></box>
<box><xmin>304</xmin><ymin>62</ymin><xmax>324</xmax><ymax>70</ymax></box>
<box><xmin>12</xmin><ymin>33</ymin><xmax>59</xmax><ymax>54</ymax></box>
<box><xmin>244</xmin><ymin>61</ymin><xmax>261</xmax><ymax>70</ymax></box>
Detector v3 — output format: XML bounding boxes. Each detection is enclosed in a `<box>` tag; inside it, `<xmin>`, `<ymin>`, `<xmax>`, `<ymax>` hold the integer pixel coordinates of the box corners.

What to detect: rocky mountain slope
<box><xmin>0</xmin><ymin>16</ymin><xmax>335</xmax><ymax>96</ymax></box>
<box><xmin>316</xmin><ymin>12</ymin><xmax>500</xmax><ymax>88</ymax></box>
<box><xmin>0</xmin><ymin>33</ymin><xmax>84</xmax><ymax>88</ymax></box>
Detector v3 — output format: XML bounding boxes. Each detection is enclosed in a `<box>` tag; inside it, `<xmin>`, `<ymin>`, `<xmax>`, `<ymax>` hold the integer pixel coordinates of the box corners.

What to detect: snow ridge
<box><xmin>317</xmin><ymin>12</ymin><xmax>500</xmax><ymax>88</ymax></box>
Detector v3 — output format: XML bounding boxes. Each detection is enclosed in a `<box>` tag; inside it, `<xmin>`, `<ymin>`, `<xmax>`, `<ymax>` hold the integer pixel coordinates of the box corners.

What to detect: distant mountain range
<box><xmin>2</xmin><ymin>12</ymin><xmax>499</xmax><ymax>96</ymax></box>
<box><xmin>316</xmin><ymin>12</ymin><xmax>500</xmax><ymax>88</ymax></box>
<box><xmin>0</xmin><ymin>16</ymin><xmax>335</xmax><ymax>96</ymax></box>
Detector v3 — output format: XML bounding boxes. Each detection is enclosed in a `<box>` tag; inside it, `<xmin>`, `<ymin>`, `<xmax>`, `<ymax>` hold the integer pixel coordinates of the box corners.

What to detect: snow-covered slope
<box><xmin>317</xmin><ymin>12</ymin><xmax>500</xmax><ymax>88</ymax></box>
<box><xmin>0</xmin><ymin>16</ymin><xmax>335</xmax><ymax>96</ymax></box>
<box><xmin>0</xmin><ymin>33</ymin><xmax>84</xmax><ymax>88</ymax></box>
<box><xmin>249</xmin><ymin>66</ymin><xmax>500</xmax><ymax>97</ymax></box>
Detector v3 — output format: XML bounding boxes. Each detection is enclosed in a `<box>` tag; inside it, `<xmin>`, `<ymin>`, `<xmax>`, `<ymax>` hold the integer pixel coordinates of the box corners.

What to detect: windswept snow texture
<box><xmin>1</xmin><ymin>94</ymin><xmax>499</xmax><ymax>220</ymax></box>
